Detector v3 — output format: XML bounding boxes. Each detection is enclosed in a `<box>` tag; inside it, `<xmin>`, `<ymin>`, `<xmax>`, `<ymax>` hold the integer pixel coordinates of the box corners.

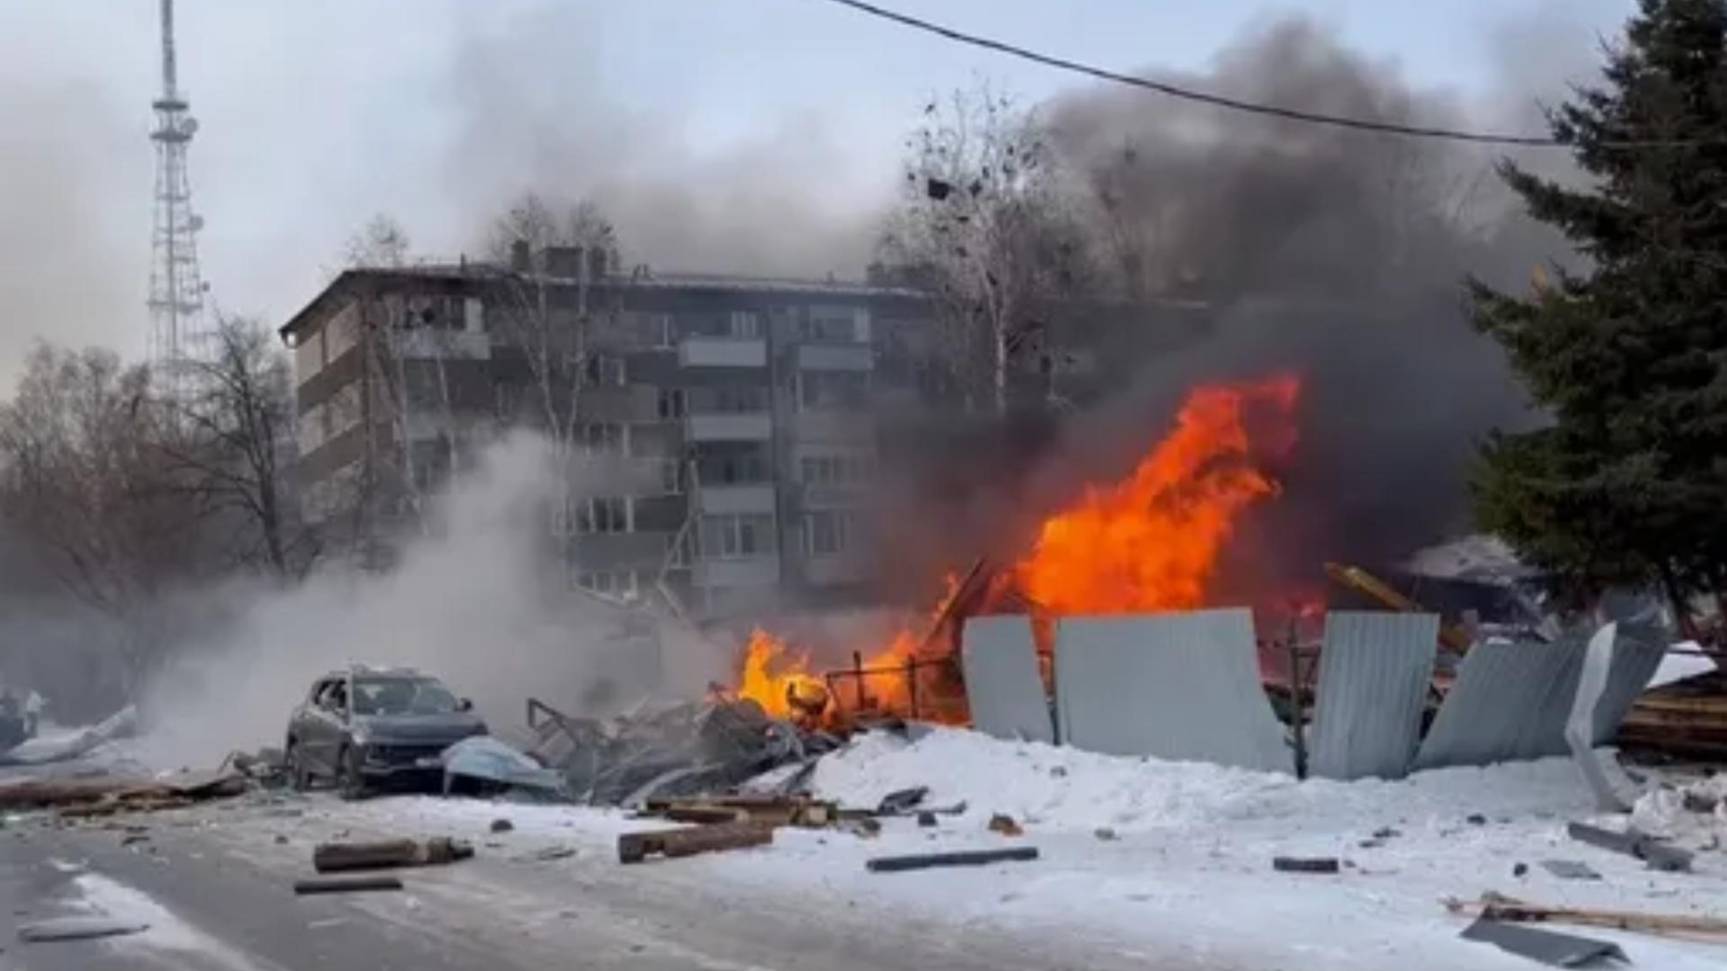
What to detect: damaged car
<box><xmin>285</xmin><ymin>666</ymin><xmax>486</xmax><ymax>797</ymax></box>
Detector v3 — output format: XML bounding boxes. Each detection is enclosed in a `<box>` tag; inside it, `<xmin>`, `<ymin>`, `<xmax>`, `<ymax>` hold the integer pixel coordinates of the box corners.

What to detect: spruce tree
<box><xmin>1471</xmin><ymin>0</ymin><xmax>1727</xmax><ymax>617</ymax></box>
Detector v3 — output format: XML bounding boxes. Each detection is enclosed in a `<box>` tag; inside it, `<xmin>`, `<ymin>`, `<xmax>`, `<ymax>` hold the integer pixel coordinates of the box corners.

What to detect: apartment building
<box><xmin>277</xmin><ymin>250</ymin><xmax>937</xmax><ymax>618</ymax></box>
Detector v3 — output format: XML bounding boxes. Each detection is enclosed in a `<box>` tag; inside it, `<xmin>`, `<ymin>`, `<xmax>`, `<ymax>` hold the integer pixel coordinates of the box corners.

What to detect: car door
<box><xmin>300</xmin><ymin>678</ymin><xmax>343</xmax><ymax>775</ymax></box>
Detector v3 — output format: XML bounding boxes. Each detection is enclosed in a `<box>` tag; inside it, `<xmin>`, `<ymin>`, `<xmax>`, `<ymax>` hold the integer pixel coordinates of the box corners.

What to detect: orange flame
<box><xmin>732</xmin><ymin>376</ymin><xmax>1301</xmax><ymax>717</ymax></box>
<box><xmin>1015</xmin><ymin>376</ymin><xmax>1300</xmax><ymax>614</ymax></box>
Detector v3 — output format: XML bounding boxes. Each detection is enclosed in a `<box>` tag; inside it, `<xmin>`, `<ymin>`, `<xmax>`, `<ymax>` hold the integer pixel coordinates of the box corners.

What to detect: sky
<box><xmin>0</xmin><ymin>0</ymin><xmax>1634</xmax><ymax>390</ymax></box>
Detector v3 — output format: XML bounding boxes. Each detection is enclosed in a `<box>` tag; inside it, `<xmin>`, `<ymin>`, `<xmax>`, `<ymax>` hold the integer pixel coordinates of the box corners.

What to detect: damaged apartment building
<box><xmin>277</xmin><ymin>245</ymin><xmax>939</xmax><ymax>618</ymax></box>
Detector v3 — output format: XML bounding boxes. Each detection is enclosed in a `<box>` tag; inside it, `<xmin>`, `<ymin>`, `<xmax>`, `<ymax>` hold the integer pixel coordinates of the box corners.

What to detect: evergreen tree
<box><xmin>1470</xmin><ymin>0</ymin><xmax>1727</xmax><ymax>618</ymax></box>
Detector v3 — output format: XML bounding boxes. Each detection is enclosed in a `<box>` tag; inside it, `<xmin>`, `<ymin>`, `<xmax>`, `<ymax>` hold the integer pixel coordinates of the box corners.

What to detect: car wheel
<box><xmin>335</xmin><ymin>745</ymin><xmax>367</xmax><ymax>801</ymax></box>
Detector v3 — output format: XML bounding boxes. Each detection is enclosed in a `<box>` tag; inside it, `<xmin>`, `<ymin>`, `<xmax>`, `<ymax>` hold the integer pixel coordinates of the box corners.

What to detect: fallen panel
<box><xmin>18</xmin><ymin>917</ymin><xmax>150</xmax><ymax>943</ymax></box>
<box><xmin>1567</xmin><ymin>623</ymin><xmax>1642</xmax><ymax>811</ymax></box>
<box><xmin>1459</xmin><ymin>918</ymin><xmax>1626</xmax><ymax>967</ymax></box>
<box><xmin>1308</xmin><ymin>611</ymin><xmax>1438</xmax><ymax>780</ymax></box>
<box><xmin>1587</xmin><ymin>622</ymin><xmax>1667</xmax><ymax>745</ymax></box>
<box><xmin>961</xmin><ymin>616</ymin><xmax>1054</xmax><ymax>744</ymax></box>
<box><xmin>1413</xmin><ymin>635</ymin><xmax>1586</xmax><ymax>771</ymax></box>
<box><xmin>1054</xmin><ymin>609</ymin><xmax>1291</xmax><ymax>773</ymax></box>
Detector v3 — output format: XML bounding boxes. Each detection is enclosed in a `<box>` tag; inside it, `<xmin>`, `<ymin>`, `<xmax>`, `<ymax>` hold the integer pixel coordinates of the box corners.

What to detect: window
<box><xmin>659</xmin><ymin>458</ymin><xmax>686</xmax><ymax>495</ymax></box>
<box><xmin>799</xmin><ymin>370</ymin><xmax>868</xmax><ymax>410</ymax></box>
<box><xmin>804</xmin><ymin>510</ymin><xmax>853</xmax><ymax>557</ymax></box>
<box><xmin>699</xmin><ymin>513</ymin><xmax>774</xmax><ymax>559</ymax></box>
<box><xmin>657</xmin><ymin>388</ymin><xmax>686</xmax><ymax>419</ymax></box>
<box><xmin>728</xmin><ymin>310</ymin><xmax>762</xmax><ymax>339</ymax></box>
<box><xmin>578</xmin><ymin>570</ymin><xmax>640</xmax><ymax>599</ymax></box>
<box><xmin>650</xmin><ymin>313</ymin><xmax>676</xmax><ymax>348</ymax></box>
<box><xmin>575</xmin><ymin>496</ymin><xmax>632</xmax><ymax>534</ymax></box>
<box><xmin>801</xmin><ymin>452</ymin><xmax>874</xmax><ymax>485</ymax></box>
<box><xmin>709</xmin><ymin>384</ymin><xmax>766</xmax><ymax>414</ymax></box>
<box><xmin>807</xmin><ymin>305</ymin><xmax>865</xmax><ymax>342</ymax></box>
<box><xmin>581</xmin><ymin>422</ymin><xmax>627</xmax><ymax>453</ymax></box>
<box><xmin>587</xmin><ymin>354</ymin><xmax>626</xmax><ymax>387</ymax></box>
<box><xmin>699</xmin><ymin>450</ymin><xmax>767</xmax><ymax>485</ymax></box>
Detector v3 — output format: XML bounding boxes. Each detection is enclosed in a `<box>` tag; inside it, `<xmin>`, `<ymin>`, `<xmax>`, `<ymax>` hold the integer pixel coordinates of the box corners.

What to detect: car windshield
<box><xmin>350</xmin><ymin>677</ymin><xmax>459</xmax><ymax>716</ymax></box>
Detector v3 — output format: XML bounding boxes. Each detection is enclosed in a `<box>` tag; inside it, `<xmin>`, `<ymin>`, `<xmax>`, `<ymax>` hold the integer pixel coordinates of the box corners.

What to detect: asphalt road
<box><xmin>0</xmin><ymin>791</ymin><xmax>1213</xmax><ymax>971</ymax></box>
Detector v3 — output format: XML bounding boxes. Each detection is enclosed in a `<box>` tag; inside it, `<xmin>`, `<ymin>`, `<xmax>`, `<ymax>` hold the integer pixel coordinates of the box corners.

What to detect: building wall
<box><xmin>282</xmin><ymin>266</ymin><xmax>936</xmax><ymax>618</ymax></box>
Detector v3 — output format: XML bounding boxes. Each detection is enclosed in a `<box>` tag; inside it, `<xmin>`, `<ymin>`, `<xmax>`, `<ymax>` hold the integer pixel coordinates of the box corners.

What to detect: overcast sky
<box><xmin>0</xmin><ymin>0</ymin><xmax>1631</xmax><ymax>390</ymax></box>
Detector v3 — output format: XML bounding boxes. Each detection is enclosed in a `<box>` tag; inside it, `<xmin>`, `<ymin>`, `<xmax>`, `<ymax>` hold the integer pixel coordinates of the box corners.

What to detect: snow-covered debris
<box><xmin>1649</xmin><ymin>644</ymin><xmax>1719</xmax><ymax>689</ymax></box>
<box><xmin>1631</xmin><ymin>775</ymin><xmax>1727</xmax><ymax>847</ymax></box>
<box><xmin>808</xmin><ymin>726</ymin><xmax>1604</xmax><ymax>833</ymax></box>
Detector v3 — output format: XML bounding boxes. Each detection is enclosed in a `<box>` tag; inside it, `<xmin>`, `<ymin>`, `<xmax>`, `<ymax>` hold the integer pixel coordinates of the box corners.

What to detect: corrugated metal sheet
<box><xmin>1413</xmin><ymin>635</ymin><xmax>1586</xmax><ymax>771</ymax></box>
<box><xmin>1568</xmin><ymin>623</ymin><xmax>1639</xmax><ymax>810</ymax></box>
<box><xmin>1589</xmin><ymin>622</ymin><xmax>1666</xmax><ymax>745</ymax></box>
<box><xmin>1308</xmin><ymin>611</ymin><xmax>1439</xmax><ymax>780</ymax></box>
<box><xmin>961</xmin><ymin>615</ymin><xmax>1054</xmax><ymax>744</ymax></box>
<box><xmin>1054</xmin><ymin>609</ymin><xmax>1291</xmax><ymax>773</ymax></box>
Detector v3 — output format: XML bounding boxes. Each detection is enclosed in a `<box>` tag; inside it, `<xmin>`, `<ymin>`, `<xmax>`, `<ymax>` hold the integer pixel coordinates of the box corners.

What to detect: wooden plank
<box><xmin>865</xmin><ymin>847</ymin><xmax>1039</xmax><ymax>872</ymax></box>
<box><xmin>617</xmin><ymin>821</ymin><xmax>774</xmax><ymax>864</ymax></box>
<box><xmin>293</xmin><ymin>876</ymin><xmax>405</xmax><ymax>895</ymax></box>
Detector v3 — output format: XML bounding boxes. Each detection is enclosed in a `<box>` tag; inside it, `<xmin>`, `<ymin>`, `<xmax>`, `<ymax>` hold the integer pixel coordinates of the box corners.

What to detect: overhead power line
<box><xmin>816</xmin><ymin>0</ymin><xmax>1574</xmax><ymax>147</ymax></box>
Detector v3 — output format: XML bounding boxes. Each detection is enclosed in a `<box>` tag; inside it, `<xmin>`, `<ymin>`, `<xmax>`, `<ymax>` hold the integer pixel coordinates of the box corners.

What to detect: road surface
<box><xmin>0</xmin><ymin>789</ymin><xmax>1216</xmax><ymax>971</ymax></box>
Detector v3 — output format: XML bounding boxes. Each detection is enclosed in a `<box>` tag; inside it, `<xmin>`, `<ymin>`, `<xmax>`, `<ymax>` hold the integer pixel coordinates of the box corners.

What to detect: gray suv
<box><xmin>285</xmin><ymin>666</ymin><xmax>487</xmax><ymax>797</ymax></box>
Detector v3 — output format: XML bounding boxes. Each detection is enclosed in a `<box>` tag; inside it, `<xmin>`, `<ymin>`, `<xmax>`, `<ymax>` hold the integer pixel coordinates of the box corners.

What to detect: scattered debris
<box><xmin>526</xmin><ymin>697</ymin><xmax>828</xmax><ymax>806</ymax></box>
<box><xmin>841</xmin><ymin>818</ymin><xmax>882</xmax><ymax>839</ymax></box>
<box><xmin>866</xmin><ymin>847</ymin><xmax>1040</xmax><ymax>873</ymax></box>
<box><xmin>987</xmin><ymin>813</ymin><xmax>1023</xmax><ymax>837</ymax></box>
<box><xmin>489</xmin><ymin>818</ymin><xmax>514</xmax><ymax>833</ymax></box>
<box><xmin>1459</xmin><ymin>917</ymin><xmax>1627</xmax><ymax>967</ymax></box>
<box><xmin>225</xmin><ymin>747</ymin><xmax>288</xmax><ymax>785</ymax></box>
<box><xmin>916</xmin><ymin>811</ymin><xmax>938</xmax><ymax>828</ymax></box>
<box><xmin>1094</xmin><ymin>827</ymin><xmax>1118</xmax><ymax>841</ymax></box>
<box><xmin>1682</xmin><ymin>789</ymin><xmax>1720</xmax><ymax>814</ymax></box>
<box><xmin>640</xmin><ymin>794</ymin><xmax>836</xmax><ymax>828</ymax></box>
<box><xmin>17</xmin><ymin>917</ymin><xmax>149</xmax><ymax>943</ymax></box>
<box><xmin>618</xmin><ymin>821</ymin><xmax>775</xmax><ymax>864</ymax></box>
<box><xmin>1447</xmin><ymin>891</ymin><xmax>1727</xmax><ymax>941</ymax></box>
<box><xmin>0</xmin><ymin>769</ymin><xmax>246</xmax><ymax>816</ymax></box>
<box><xmin>1466</xmin><ymin>814</ymin><xmax>1488</xmax><ymax>826</ymax></box>
<box><xmin>120</xmin><ymin>834</ymin><xmax>150</xmax><ymax>847</ymax></box>
<box><xmin>312</xmin><ymin>837</ymin><xmax>473</xmax><ymax>873</ymax></box>
<box><xmin>1566</xmin><ymin>821</ymin><xmax>1693</xmax><ymax>872</ymax></box>
<box><xmin>1273</xmin><ymin>856</ymin><xmax>1341</xmax><ymax>874</ymax></box>
<box><xmin>441</xmin><ymin>736</ymin><xmax>565</xmax><ymax>798</ymax></box>
<box><xmin>0</xmin><ymin>706</ymin><xmax>137</xmax><ymax>768</ymax></box>
<box><xmin>1372</xmin><ymin>827</ymin><xmax>1401</xmax><ymax>839</ymax></box>
<box><xmin>1513</xmin><ymin>862</ymin><xmax>1529</xmax><ymax>877</ymax></box>
<box><xmin>294</xmin><ymin>876</ymin><xmax>405</xmax><ymax>895</ymax></box>
<box><xmin>1539</xmin><ymin>860</ymin><xmax>1602</xmax><ymax>881</ymax></box>
<box><xmin>875</xmin><ymin>786</ymin><xmax>928</xmax><ymax>815</ymax></box>
<box><xmin>529</xmin><ymin>846</ymin><xmax>576</xmax><ymax>862</ymax></box>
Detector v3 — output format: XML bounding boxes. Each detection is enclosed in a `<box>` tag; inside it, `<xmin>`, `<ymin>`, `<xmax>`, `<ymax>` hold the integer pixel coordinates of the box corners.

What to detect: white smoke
<box><xmin>131</xmin><ymin>432</ymin><xmax>731</xmax><ymax>768</ymax></box>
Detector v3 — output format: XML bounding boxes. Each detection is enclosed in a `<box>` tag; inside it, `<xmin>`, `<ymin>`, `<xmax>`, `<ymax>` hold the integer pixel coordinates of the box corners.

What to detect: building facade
<box><xmin>278</xmin><ymin>251</ymin><xmax>939</xmax><ymax>618</ymax></box>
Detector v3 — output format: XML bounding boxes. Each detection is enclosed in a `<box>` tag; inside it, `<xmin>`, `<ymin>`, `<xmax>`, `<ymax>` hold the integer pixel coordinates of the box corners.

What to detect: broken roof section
<box><xmin>1053</xmin><ymin>609</ymin><xmax>1290</xmax><ymax>773</ymax></box>
<box><xmin>1308</xmin><ymin>611</ymin><xmax>1438</xmax><ymax>781</ymax></box>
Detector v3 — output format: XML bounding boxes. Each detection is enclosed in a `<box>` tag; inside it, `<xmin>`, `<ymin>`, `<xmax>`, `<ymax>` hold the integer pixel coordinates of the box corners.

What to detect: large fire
<box><xmin>1014</xmin><ymin>375</ymin><xmax>1301</xmax><ymax>614</ymax></box>
<box><xmin>732</xmin><ymin>375</ymin><xmax>1302</xmax><ymax>722</ymax></box>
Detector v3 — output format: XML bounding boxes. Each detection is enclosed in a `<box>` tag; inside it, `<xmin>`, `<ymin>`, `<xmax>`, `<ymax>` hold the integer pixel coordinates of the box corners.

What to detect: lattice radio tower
<box><xmin>147</xmin><ymin>0</ymin><xmax>209</xmax><ymax>384</ymax></box>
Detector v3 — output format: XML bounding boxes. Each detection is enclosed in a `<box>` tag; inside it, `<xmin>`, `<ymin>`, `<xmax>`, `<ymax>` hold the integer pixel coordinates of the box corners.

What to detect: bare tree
<box><xmin>879</xmin><ymin>87</ymin><xmax>1091</xmax><ymax>414</ymax></box>
<box><xmin>343</xmin><ymin>212</ymin><xmax>412</xmax><ymax>269</ymax></box>
<box><xmin>159</xmin><ymin>315</ymin><xmax>314</xmax><ymax>577</ymax></box>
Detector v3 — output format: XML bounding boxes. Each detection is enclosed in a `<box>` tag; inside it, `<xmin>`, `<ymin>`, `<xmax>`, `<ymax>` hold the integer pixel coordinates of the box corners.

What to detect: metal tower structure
<box><xmin>147</xmin><ymin>0</ymin><xmax>208</xmax><ymax>381</ymax></box>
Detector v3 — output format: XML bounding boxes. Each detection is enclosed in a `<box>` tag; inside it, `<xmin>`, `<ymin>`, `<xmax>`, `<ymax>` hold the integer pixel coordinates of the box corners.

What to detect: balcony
<box><xmin>686</xmin><ymin>412</ymin><xmax>772</xmax><ymax>442</ymax></box>
<box><xmin>679</xmin><ymin>337</ymin><xmax>766</xmax><ymax>368</ymax></box>
<box><xmin>793</xmin><ymin>410</ymin><xmax>874</xmax><ymax>444</ymax></box>
<box><xmin>796</xmin><ymin>343</ymin><xmax>872</xmax><ymax>372</ymax></box>
<box><xmin>395</xmin><ymin>329</ymin><xmax>490</xmax><ymax>360</ymax></box>
<box><xmin>698</xmin><ymin>483</ymin><xmax>776</xmax><ymax>516</ymax></box>
<box><xmin>805</xmin><ymin>553</ymin><xmax>871</xmax><ymax>586</ymax></box>
<box><xmin>693</xmin><ymin>554</ymin><xmax>781</xmax><ymax>589</ymax></box>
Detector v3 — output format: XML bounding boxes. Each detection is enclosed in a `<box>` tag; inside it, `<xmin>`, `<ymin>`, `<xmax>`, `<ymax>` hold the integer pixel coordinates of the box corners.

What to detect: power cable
<box><xmin>812</xmin><ymin>0</ymin><xmax>1674</xmax><ymax>149</ymax></box>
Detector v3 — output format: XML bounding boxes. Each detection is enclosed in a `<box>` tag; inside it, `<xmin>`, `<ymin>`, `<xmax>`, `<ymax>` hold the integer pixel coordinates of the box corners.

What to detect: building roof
<box><xmin>278</xmin><ymin>262</ymin><xmax>929</xmax><ymax>342</ymax></box>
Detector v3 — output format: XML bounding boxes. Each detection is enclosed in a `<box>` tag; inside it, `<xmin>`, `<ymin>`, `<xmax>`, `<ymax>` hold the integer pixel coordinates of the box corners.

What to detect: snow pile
<box><xmin>809</xmin><ymin>726</ymin><xmax>1600</xmax><ymax>833</ymax></box>
<box><xmin>1631</xmin><ymin>775</ymin><xmax>1727</xmax><ymax>846</ymax></box>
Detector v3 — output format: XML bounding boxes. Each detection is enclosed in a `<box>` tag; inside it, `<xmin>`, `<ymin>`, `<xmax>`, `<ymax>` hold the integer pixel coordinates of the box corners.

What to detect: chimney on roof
<box><xmin>510</xmin><ymin>239</ymin><xmax>531</xmax><ymax>273</ymax></box>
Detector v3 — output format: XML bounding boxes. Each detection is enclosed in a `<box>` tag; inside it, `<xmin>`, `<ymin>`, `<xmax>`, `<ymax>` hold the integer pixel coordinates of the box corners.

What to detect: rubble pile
<box><xmin>521</xmin><ymin>696</ymin><xmax>837</xmax><ymax>806</ymax></box>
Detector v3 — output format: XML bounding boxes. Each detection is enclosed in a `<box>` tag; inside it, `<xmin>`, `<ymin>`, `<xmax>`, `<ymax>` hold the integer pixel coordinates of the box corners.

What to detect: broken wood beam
<box><xmin>866</xmin><ymin>847</ymin><xmax>1039</xmax><ymax>873</ymax></box>
<box><xmin>617</xmin><ymin>821</ymin><xmax>774</xmax><ymax>864</ymax></box>
<box><xmin>1273</xmin><ymin>856</ymin><xmax>1340</xmax><ymax>874</ymax></box>
<box><xmin>312</xmin><ymin>837</ymin><xmax>473</xmax><ymax>873</ymax></box>
<box><xmin>1446</xmin><ymin>892</ymin><xmax>1727</xmax><ymax>940</ymax></box>
<box><xmin>293</xmin><ymin>875</ymin><xmax>405</xmax><ymax>895</ymax></box>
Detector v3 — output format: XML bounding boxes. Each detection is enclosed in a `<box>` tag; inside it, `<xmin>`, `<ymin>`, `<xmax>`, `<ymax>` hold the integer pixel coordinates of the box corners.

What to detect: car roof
<box><xmin>313</xmin><ymin>665</ymin><xmax>432</xmax><ymax>682</ymax></box>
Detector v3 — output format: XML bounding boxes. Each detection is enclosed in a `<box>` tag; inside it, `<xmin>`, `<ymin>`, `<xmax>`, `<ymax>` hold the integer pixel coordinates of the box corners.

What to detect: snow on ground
<box><xmin>55</xmin><ymin>867</ymin><xmax>266</xmax><ymax>971</ymax></box>
<box><xmin>329</xmin><ymin>727</ymin><xmax>1727</xmax><ymax>970</ymax></box>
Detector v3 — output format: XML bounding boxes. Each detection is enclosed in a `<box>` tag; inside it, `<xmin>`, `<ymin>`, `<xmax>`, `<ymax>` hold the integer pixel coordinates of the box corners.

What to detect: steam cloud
<box><xmin>132</xmin><ymin>433</ymin><xmax>730</xmax><ymax>768</ymax></box>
